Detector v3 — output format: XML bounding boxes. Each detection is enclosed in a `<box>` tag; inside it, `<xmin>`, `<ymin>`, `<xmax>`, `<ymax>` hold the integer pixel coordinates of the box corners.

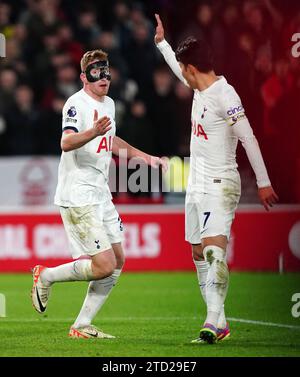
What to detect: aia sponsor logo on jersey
<box><xmin>191</xmin><ymin>120</ymin><xmax>208</xmax><ymax>140</ymax></box>
<box><xmin>96</xmin><ymin>135</ymin><xmax>113</xmax><ymax>153</ymax></box>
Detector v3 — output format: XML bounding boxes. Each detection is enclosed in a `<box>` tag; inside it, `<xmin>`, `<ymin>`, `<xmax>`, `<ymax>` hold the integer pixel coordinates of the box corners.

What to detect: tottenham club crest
<box><xmin>67</xmin><ymin>106</ymin><xmax>77</xmax><ymax>117</ymax></box>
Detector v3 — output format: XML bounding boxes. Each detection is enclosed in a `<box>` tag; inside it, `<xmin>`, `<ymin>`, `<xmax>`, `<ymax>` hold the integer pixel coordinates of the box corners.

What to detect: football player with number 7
<box><xmin>154</xmin><ymin>14</ymin><xmax>278</xmax><ymax>344</ymax></box>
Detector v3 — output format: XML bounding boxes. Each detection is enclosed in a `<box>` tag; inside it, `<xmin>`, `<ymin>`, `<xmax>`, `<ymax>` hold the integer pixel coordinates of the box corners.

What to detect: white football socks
<box><xmin>194</xmin><ymin>259</ymin><xmax>209</xmax><ymax>301</ymax></box>
<box><xmin>202</xmin><ymin>245</ymin><xmax>229</xmax><ymax>329</ymax></box>
<box><xmin>40</xmin><ymin>259</ymin><xmax>94</xmax><ymax>286</ymax></box>
<box><xmin>73</xmin><ymin>269</ymin><xmax>122</xmax><ymax>329</ymax></box>
<box><xmin>193</xmin><ymin>259</ymin><xmax>227</xmax><ymax>329</ymax></box>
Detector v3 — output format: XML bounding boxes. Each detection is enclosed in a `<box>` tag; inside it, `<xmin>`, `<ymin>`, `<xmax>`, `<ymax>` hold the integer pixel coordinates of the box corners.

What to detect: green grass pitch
<box><xmin>0</xmin><ymin>272</ymin><xmax>299</xmax><ymax>357</ymax></box>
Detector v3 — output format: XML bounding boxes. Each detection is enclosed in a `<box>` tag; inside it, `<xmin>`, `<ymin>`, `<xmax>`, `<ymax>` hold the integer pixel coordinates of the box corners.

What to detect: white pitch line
<box><xmin>1</xmin><ymin>316</ymin><xmax>300</xmax><ymax>330</ymax></box>
<box><xmin>227</xmin><ymin>317</ymin><xmax>300</xmax><ymax>330</ymax></box>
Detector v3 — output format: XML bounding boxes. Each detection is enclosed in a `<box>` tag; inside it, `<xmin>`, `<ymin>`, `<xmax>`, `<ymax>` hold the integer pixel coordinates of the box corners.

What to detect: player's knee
<box><xmin>102</xmin><ymin>263</ymin><xmax>116</xmax><ymax>278</ymax></box>
<box><xmin>203</xmin><ymin>245</ymin><xmax>226</xmax><ymax>264</ymax></box>
<box><xmin>93</xmin><ymin>265</ymin><xmax>114</xmax><ymax>279</ymax></box>
<box><xmin>92</xmin><ymin>259</ymin><xmax>116</xmax><ymax>279</ymax></box>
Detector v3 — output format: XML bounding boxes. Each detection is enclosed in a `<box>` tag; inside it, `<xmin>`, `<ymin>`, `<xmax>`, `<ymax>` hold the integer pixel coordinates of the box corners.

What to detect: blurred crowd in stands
<box><xmin>0</xmin><ymin>0</ymin><xmax>299</xmax><ymax>202</ymax></box>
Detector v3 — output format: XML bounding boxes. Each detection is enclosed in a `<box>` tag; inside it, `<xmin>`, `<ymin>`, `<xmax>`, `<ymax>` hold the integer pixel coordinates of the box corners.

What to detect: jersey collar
<box><xmin>198</xmin><ymin>76</ymin><xmax>227</xmax><ymax>95</ymax></box>
<box><xmin>81</xmin><ymin>88</ymin><xmax>105</xmax><ymax>106</ymax></box>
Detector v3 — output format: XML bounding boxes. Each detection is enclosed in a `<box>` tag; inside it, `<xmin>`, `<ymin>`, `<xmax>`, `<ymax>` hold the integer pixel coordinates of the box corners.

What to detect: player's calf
<box><xmin>203</xmin><ymin>245</ymin><xmax>229</xmax><ymax>328</ymax></box>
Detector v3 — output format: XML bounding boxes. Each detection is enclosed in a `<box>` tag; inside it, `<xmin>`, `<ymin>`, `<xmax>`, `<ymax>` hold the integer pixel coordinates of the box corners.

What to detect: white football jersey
<box><xmin>54</xmin><ymin>89</ymin><xmax>115</xmax><ymax>207</ymax></box>
<box><xmin>156</xmin><ymin>39</ymin><xmax>271</xmax><ymax>192</ymax></box>
<box><xmin>188</xmin><ymin>76</ymin><xmax>244</xmax><ymax>193</ymax></box>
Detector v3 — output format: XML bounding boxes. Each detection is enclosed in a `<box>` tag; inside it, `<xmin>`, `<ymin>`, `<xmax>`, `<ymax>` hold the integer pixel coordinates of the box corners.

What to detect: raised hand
<box><xmin>154</xmin><ymin>13</ymin><xmax>165</xmax><ymax>44</ymax></box>
<box><xmin>93</xmin><ymin>110</ymin><xmax>112</xmax><ymax>136</ymax></box>
<box><xmin>258</xmin><ymin>186</ymin><xmax>279</xmax><ymax>211</ymax></box>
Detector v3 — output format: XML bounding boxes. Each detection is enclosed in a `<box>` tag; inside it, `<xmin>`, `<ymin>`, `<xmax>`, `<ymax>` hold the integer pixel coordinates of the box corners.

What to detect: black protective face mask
<box><xmin>84</xmin><ymin>60</ymin><xmax>111</xmax><ymax>82</ymax></box>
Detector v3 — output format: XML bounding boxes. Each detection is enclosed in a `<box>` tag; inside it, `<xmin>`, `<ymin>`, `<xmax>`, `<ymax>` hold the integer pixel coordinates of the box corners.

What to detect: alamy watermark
<box><xmin>291</xmin><ymin>293</ymin><xmax>300</xmax><ymax>318</ymax></box>
<box><xmin>291</xmin><ymin>33</ymin><xmax>300</xmax><ymax>58</ymax></box>
<box><xmin>0</xmin><ymin>33</ymin><xmax>6</xmax><ymax>58</ymax></box>
<box><xmin>107</xmin><ymin>153</ymin><xmax>207</xmax><ymax>196</ymax></box>
<box><xmin>105</xmin><ymin>152</ymin><xmax>240</xmax><ymax>203</ymax></box>
<box><xmin>0</xmin><ymin>293</ymin><xmax>6</xmax><ymax>317</ymax></box>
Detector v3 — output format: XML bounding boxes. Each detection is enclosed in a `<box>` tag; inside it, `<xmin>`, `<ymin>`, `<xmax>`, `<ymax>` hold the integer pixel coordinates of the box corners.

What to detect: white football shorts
<box><xmin>185</xmin><ymin>177</ymin><xmax>241</xmax><ymax>244</ymax></box>
<box><xmin>60</xmin><ymin>200</ymin><xmax>124</xmax><ymax>259</ymax></box>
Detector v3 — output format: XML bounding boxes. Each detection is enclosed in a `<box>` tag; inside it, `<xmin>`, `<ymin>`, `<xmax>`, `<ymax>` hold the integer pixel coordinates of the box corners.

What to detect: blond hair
<box><xmin>80</xmin><ymin>49</ymin><xmax>108</xmax><ymax>72</ymax></box>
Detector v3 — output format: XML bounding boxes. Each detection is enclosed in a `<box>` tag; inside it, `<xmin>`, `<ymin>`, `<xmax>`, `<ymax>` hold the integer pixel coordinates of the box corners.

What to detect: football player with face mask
<box><xmin>31</xmin><ymin>49</ymin><xmax>168</xmax><ymax>339</ymax></box>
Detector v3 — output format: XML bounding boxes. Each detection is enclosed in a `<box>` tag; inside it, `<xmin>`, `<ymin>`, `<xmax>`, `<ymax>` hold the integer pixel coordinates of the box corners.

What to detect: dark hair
<box><xmin>175</xmin><ymin>36</ymin><xmax>214</xmax><ymax>73</ymax></box>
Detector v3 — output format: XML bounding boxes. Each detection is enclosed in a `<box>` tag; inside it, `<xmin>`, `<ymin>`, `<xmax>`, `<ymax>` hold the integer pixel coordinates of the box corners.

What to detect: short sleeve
<box><xmin>218</xmin><ymin>86</ymin><xmax>247</xmax><ymax>127</ymax></box>
<box><xmin>62</xmin><ymin>100</ymin><xmax>82</xmax><ymax>133</ymax></box>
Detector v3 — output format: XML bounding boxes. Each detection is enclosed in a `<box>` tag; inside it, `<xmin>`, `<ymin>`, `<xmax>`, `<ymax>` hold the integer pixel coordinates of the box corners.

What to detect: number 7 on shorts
<box><xmin>203</xmin><ymin>211</ymin><xmax>211</xmax><ymax>228</ymax></box>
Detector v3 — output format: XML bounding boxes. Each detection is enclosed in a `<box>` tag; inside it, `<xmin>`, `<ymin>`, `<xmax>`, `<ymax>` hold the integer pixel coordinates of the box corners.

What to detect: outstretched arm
<box><xmin>231</xmin><ymin>118</ymin><xmax>279</xmax><ymax>210</ymax></box>
<box><xmin>112</xmin><ymin>136</ymin><xmax>168</xmax><ymax>171</ymax></box>
<box><xmin>154</xmin><ymin>14</ymin><xmax>189</xmax><ymax>87</ymax></box>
